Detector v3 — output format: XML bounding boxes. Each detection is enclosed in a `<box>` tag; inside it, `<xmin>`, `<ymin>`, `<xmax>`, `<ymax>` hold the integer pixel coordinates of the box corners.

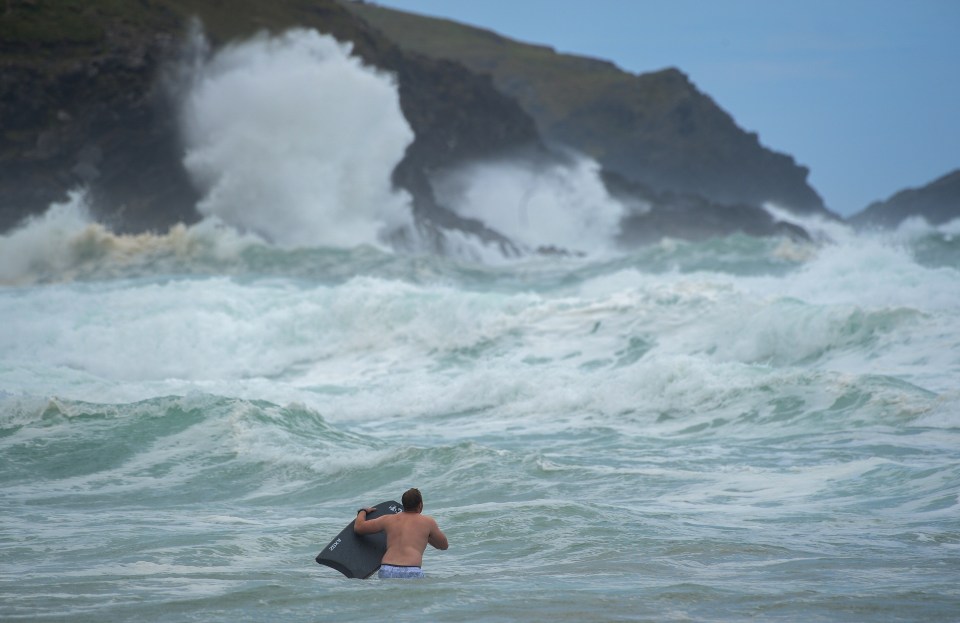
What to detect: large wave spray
<box><xmin>0</xmin><ymin>190</ymin><xmax>260</xmax><ymax>286</ymax></box>
<box><xmin>179</xmin><ymin>28</ymin><xmax>415</xmax><ymax>249</ymax></box>
<box><xmin>432</xmin><ymin>155</ymin><xmax>627</xmax><ymax>253</ymax></box>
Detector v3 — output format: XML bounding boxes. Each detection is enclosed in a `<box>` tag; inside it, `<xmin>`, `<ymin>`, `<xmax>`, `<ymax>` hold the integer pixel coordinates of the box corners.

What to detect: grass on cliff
<box><xmin>343</xmin><ymin>0</ymin><xmax>697</xmax><ymax>158</ymax></box>
<box><xmin>0</xmin><ymin>0</ymin><xmax>364</xmax><ymax>59</ymax></box>
<box><xmin>1</xmin><ymin>0</ymin><xmax>114</xmax><ymax>51</ymax></box>
<box><xmin>345</xmin><ymin>2</ymin><xmax>654</xmax><ymax>121</ymax></box>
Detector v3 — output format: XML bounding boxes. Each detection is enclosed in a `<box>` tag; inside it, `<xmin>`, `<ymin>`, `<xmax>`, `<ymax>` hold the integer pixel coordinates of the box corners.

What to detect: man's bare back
<box><xmin>354</xmin><ymin>488</ymin><xmax>448</xmax><ymax>572</ymax></box>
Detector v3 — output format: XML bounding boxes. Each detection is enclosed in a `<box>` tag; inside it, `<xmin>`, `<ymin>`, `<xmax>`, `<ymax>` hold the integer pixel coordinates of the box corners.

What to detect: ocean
<box><xmin>2</xmin><ymin>27</ymin><xmax>959</xmax><ymax>622</ymax></box>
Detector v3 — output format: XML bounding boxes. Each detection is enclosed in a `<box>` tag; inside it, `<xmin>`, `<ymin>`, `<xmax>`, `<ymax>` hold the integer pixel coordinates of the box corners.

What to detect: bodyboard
<box><xmin>315</xmin><ymin>500</ymin><xmax>402</xmax><ymax>578</ymax></box>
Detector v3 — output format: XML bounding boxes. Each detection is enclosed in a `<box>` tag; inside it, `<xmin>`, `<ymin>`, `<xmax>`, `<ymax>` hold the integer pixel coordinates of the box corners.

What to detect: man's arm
<box><xmin>353</xmin><ymin>508</ymin><xmax>383</xmax><ymax>535</ymax></box>
<box><xmin>427</xmin><ymin>517</ymin><xmax>448</xmax><ymax>550</ymax></box>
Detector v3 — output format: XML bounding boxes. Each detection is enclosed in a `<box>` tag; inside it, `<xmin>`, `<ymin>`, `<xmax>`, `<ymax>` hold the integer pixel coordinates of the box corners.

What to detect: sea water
<box><xmin>1</xmin><ymin>212</ymin><xmax>958</xmax><ymax>622</ymax></box>
<box><xmin>2</xmin><ymin>27</ymin><xmax>959</xmax><ymax>622</ymax></box>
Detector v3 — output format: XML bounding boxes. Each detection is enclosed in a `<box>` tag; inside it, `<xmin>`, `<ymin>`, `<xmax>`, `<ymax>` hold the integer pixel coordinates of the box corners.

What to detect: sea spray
<box><xmin>432</xmin><ymin>154</ymin><xmax>627</xmax><ymax>254</ymax></box>
<box><xmin>175</xmin><ymin>26</ymin><xmax>631</xmax><ymax>258</ymax></box>
<box><xmin>0</xmin><ymin>190</ymin><xmax>93</xmax><ymax>284</ymax></box>
<box><xmin>0</xmin><ymin>189</ymin><xmax>261</xmax><ymax>285</ymax></box>
<box><xmin>764</xmin><ymin>201</ymin><xmax>850</xmax><ymax>244</ymax></box>
<box><xmin>179</xmin><ymin>28</ymin><xmax>415</xmax><ymax>249</ymax></box>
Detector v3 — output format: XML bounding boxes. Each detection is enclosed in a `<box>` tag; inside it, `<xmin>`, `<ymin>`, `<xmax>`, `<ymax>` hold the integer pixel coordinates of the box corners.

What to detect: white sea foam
<box><xmin>764</xmin><ymin>202</ymin><xmax>853</xmax><ymax>243</ymax></box>
<box><xmin>3</xmin><ymin>235</ymin><xmax>957</xmax><ymax>619</ymax></box>
<box><xmin>179</xmin><ymin>28</ymin><xmax>415</xmax><ymax>249</ymax></box>
<box><xmin>753</xmin><ymin>234</ymin><xmax>958</xmax><ymax>312</ymax></box>
<box><xmin>0</xmin><ymin>190</ymin><xmax>93</xmax><ymax>284</ymax></box>
<box><xmin>936</xmin><ymin>216</ymin><xmax>960</xmax><ymax>237</ymax></box>
<box><xmin>0</xmin><ymin>190</ymin><xmax>259</xmax><ymax>285</ymax></box>
<box><xmin>432</xmin><ymin>155</ymin><xmax>626</xmax><ymax>254</ymax></box>
<box><xmin>3</xmin><ymin>229</ymin><xmax>955</xmax><ymax>409</ymax></box>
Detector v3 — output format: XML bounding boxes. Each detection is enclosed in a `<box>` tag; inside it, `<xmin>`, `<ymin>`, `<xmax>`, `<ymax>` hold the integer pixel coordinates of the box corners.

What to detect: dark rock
<box><xmin>849</xmin><ymin>169</ymin><xmax>960</xmax><ymax>229</ymax></box>
<box><xmin>0</xmin><ymin>0</ymin><xmax>540</xmax><ymax>239</ymax></box>
<box><xmin>0</xmin><ymin>0</ymin><xmax>823</xmax><ymax>249</ymax></box>
<box><xmin>345</xmin><ymin>2</ymin><xmax>833</xmax><ymax>218</ymax></box>
<box><xmin>602</xmin><ymin>169</ymin><xmax>811</xmax><ymax>245</ymax></box>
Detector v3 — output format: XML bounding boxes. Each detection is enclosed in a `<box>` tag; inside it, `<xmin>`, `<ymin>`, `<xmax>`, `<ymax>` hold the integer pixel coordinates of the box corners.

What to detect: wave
<box><xmin>767</xmin><ymin>203</ymin><xmax>960</xmax><ymax>269</ymax></box>
<box><xmin>0</xmin><ymin>189</ymin><xmax>571</xmax><ymax>285</ymax></box>
<box><xmin>0</xmin><ymin>392</ymin><xmax>597</xmax><ymax>515</ymax></box>
<box><xmin>3</xmin><ymin>379</ymin><xmax>948</xmax><ymax>502</ymax></box>
<box><xmin>6</xmin><ymin>190</ymin><xmax>955</xmax><ymax>291</ymax></box>
<box><xmin>431</xmin><ymin>154</ymin><xmax>627</xmax><ymax>254</ymax></box>
<box><xmin>892</xmin><ymin>216</ymin><xmax>960</xmax><ymax>269</ymax></box>
<box><xmin>178</xmin><ymin>27</ymin><xmax>416</xmax><ymax>250</ymax></box>
<box><xmin>4</xmin><ymin>252</ymin><xmax>951</xmax><ymax>419</ymax></box>
<box><xmin>3</xmin><ymin>373</ymin><xmax>950</xmax><ymax>515</ymax></box>
<box><xmin>0</xmin><ymin>190</ymin><xmax>260</xmax><ymax>285</ymax></box>
<box><xmin>173</xmin><ymin>25</ymin><xmax>655</xmax><ymax>259</ymax></box>
<box><xmin>0</xmin><ymin>394</ymin><xmax>380</xmax><ymax>501</ymax></box>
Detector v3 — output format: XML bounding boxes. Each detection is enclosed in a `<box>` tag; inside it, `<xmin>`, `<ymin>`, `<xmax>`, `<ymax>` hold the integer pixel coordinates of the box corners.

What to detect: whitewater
<box><xmin>2</xmin><ymin>28</ymin><xmax>959</xmax><ymax>623</ymax></box>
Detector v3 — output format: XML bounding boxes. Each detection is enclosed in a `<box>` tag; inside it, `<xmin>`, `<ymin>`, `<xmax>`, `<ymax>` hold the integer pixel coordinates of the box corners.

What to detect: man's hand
<box><xmin>354</xmin><ymin>506</ymin><xmax>382</xmax><ymax>535</ymax></box>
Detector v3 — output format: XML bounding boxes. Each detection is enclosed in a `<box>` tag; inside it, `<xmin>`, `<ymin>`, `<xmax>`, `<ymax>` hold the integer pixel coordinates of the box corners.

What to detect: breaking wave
<box><xmin>178</xmin><ymin>28</ymin><xmax>416</xmax><ymax>250</ymax></box>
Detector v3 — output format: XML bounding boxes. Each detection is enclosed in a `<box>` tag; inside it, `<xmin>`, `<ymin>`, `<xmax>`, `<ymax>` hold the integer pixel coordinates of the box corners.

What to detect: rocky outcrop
<box><xmin>1</xmin><ymin>0</ymin><xmax>830</xmax><ymax>250</ymax></box>
<box><xmin>0</xmin><ymin>7</ymin><xmax>198</xmax><ymax>232</ymax></box>
<box><xmin>849</xmin><ymin>170</ymin><xmax>960</xmax><ymax>229</ymax></box>
<box><xmin>0</xmin><ymin>0</ymin><xmax>540</xmax><ymax>240</ymax></box>
<box><xmin>602</xmin><ymin>170</ymin><xmax>810</xmax><ymax>245</ymax></box>
<box><xmin>345</xmin><ymin>1</ymin><xmax>831</xmax><ymax>217</ymax></box>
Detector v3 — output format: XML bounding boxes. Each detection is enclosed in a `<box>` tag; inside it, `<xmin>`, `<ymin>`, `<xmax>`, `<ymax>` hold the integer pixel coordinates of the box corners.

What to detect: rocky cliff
<box><xmin>1</xmin><ymin>0</ymin><xmax>824</xmax><ymax>250</ymax></box>
<box><xmin>345</xmin><ymin>1</ymin><xmax>830</xmax><ymax>217</ymax></box>
<box><xmin>0</xmin><ymin>0</ymin><xmax>539</xmax><ymax>243</ymax></box>
<box><xmin>849</xmin><ymin>170</ymin><xmax>960</xmax><ymax>229</ymax></box>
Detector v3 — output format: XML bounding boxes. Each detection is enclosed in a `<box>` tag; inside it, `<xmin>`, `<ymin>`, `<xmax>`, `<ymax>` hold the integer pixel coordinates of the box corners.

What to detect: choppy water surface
<box><xmin>2</xmin><ymin>218</ymin><xmax>958</xmax><ymax>622</ymax></box>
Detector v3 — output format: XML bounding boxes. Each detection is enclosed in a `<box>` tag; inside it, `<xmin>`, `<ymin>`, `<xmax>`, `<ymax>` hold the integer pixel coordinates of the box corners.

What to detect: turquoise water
<box><xmin>2</xmin><ymin>215</ymin><xmax>958</xmax><ymax>622</ymax></box>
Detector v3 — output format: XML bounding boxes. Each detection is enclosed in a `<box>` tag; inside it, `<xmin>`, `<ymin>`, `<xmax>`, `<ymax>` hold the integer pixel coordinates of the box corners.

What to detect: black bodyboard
<box><xmin>315</xmin><ymin>500</ymin><xmax>402</xmax><ymax>578</ymax></box>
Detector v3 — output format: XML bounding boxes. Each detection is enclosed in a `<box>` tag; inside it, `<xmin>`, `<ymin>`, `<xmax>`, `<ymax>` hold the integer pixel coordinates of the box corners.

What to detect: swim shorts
<box><xmin>378</xmin><ymin>564</ymin><xmax>425</xmax><ymax>579</ymax></box>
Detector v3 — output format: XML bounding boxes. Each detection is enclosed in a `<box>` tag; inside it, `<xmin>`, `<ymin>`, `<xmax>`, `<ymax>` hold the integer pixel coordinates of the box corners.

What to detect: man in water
<box><xmin>354</xmin><ymin>488</ymin><xmax>448</xmax><ymax>579</ymax></box>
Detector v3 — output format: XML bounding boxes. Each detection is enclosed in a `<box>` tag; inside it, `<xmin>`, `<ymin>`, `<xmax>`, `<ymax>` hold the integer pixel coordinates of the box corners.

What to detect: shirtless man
<box><xmin>354</xmin><ymin>488</ymin><xmax>448</xmax><ymax>579</ymax></box>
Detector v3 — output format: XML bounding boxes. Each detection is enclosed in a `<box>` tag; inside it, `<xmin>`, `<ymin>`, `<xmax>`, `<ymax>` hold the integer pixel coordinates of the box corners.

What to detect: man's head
<box><xmin>402</xmin><ymin>487</ymin><xmax>423</xmax><ymax>512</ymax></box>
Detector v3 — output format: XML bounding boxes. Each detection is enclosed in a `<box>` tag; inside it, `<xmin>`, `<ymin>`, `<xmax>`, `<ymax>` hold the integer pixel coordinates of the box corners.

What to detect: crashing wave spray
<box><xmin>0</xmin><ymin>189</ymin><xmax>259</xmax><ymax>285</ymax></box>
<box><xmin>0</xmin><ymin>190</ymin><xmax>94</xmax><ymax>284</ymax></box>
<box><xmin>179</xmin><ymin>28</ymin><xmax>416</xmax><ymax>249</ymax></box>
<box><xmin>431</xmin><ymin>155</ymin><xmax>626</xmax><ymax>254</ymax></box>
